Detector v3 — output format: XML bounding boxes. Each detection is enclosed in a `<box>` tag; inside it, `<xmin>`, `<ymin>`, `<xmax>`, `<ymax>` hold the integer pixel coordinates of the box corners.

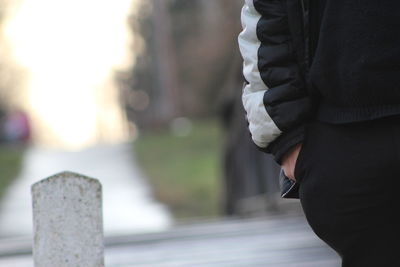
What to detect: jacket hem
<box><xmin>264</xmin><ymin>124</ymin><xmax>305</xmax><ymax>165</ymax></box>
<box><xmin>317</xmin><ymin>102</ymin><xmax>400</xmax><ymax>123</ymax></box>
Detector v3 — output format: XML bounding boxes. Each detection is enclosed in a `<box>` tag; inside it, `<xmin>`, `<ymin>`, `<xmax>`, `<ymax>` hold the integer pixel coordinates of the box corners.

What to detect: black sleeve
<box><xmin>239</xmin><ymin>0</ymin><xmax>315</xmax><ymax>164</ymax></box>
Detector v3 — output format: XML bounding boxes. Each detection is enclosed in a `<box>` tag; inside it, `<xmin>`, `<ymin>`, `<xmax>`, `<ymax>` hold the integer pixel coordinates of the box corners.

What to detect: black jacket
<box><xmin>239</xmin><ymin>0</ymin><xmax>400</xmax><ymax>198</ymax></box>
<box><xmin>239</xmin><ymin>0</ymin><xmax>400</xmax><ymax>165</ymax></box>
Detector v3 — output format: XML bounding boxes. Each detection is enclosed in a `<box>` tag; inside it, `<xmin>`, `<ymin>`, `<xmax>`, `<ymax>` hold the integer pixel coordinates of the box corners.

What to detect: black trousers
<box><xmin>295</xmin><ymin>115</ymin><xmax>400</xmax><ymax>267</ymax></box>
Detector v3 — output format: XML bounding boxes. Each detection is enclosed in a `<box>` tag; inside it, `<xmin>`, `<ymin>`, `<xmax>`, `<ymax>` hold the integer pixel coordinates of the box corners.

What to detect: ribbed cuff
<box><xmin>262</xmin><ymin>124</ymin><xmax>305</xmax><ymax>165</ymax></box>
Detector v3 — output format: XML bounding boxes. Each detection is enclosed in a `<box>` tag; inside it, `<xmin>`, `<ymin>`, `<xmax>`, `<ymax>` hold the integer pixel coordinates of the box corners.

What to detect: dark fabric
<box><xmin>307</xmin><ymin>0</ymin><xmax>326</xmax><ymax>65</ymax></box>
<box><xmin>263</xmin><ymin>123</ymin><xmax>305</xmax><ymax>165</ymax></box>
<box><xmin>245</xmin><ymin>0</ymin><xmax>400</xmax><ymax>164</ymax></box>
<box><xmin>279</xmin><ymin>169</ymin><xmax>299</xmax><ymax>198</ymax></box>
<box><xmin>309</xmin><ymin>0</ymin><xmax>400</xmax><ymax>122</ymax></box>
<box><xmin>317</xmin><ymin>100</ymin><xmax>400</xmax><ymax>123</ymax></box>
<box><xmin>295</xmin><ymin>115</ymin><xmax>400</xmax><ymax>266</ymax></box>
<box><xmin>250</xmin><ymin>0</ymin><xmax>315</xmax><ymax>162</ymax></box>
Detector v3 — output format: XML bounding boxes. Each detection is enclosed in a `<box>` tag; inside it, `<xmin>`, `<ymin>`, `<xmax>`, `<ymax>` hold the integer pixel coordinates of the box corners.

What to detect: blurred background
<box><xmin>0</xmin><ymin>0</ymin><xmax>298</xmax><ymax>241</ymax></box>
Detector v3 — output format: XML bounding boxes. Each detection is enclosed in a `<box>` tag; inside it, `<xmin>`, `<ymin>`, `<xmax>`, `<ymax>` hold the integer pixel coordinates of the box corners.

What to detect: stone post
<box><xmin>31</xmin><ymin>171</ymin><xmax>104</xmax><ymax>267</ymax></box>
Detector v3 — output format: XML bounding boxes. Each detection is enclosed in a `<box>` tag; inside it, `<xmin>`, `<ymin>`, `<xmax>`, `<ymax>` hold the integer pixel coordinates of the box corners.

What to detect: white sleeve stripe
<box><xmin>238</xmin><ymin>0</ymin><xmax>282</xmax><ymax>148</ymax></box>
<box><xmin>238</xmin><ymin>0</ymin><xmax>267</xmax><ymax>91</ymax></box>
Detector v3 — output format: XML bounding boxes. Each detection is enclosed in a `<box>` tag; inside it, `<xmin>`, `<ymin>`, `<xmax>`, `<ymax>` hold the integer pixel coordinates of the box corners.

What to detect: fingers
<box><xmin>283</xmin><ymin>164</ymin><xmax>295</xmax><ymax>181</ymax></box>
<box><xmin>281</xmin><ymin>143</ymin><xmax>302</xmax><ymax>181</ymax></box>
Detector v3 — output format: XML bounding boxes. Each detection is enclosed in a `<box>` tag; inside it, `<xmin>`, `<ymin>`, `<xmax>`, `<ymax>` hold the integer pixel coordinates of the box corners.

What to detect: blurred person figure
<box><xmin>239</xmin><ymin>0</ymin><xmax>400</xmax><ymax>266</ymax></box>
<box><xmin>0</xmin><ymin>109</ymin><xmax>30</xmax><ymax>144</ymax></box>
<box><xmin>218</xmin><ymin>63</ymin><xmax>281</xmax><ymax>216</ymax></box>
<box><xmin>0</xmin><ymin>108</ymin><xmax>6</xmax><ymax>142</ymax></box>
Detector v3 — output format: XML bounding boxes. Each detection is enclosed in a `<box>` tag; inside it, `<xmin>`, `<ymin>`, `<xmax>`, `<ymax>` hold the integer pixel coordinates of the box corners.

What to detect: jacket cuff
<box><xmin>262</xmin><ymin>125</ymin><xmax>305</xmax><ymax>165</ymax></box>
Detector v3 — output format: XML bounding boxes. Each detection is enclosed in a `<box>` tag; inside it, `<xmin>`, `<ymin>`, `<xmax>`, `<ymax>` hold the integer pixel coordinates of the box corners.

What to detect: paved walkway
<box><xmin>104</xmin><ymin>214</ymin><xmax>341</xmax><ymax>266</ymax></box>
<box><xmin>0</xmin><ymin>142</ymin><xmax>341</xmax><ymax>266</ymax></box>
<box><xmin>0</xmin><ymin>213</ymin><xmax>341</xmax><ymax>266</ymax></box>
<box><xmin>0</xmin><ymin>142</ymin><xmax>172</xmax><ymax>237</ymax></box>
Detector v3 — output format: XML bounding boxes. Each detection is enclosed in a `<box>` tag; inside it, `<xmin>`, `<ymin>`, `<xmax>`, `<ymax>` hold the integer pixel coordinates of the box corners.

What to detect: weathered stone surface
<box><xmin>31</xmin><ymin>171</ymin><xmax>104</xmax><ymax>267</ymax></box>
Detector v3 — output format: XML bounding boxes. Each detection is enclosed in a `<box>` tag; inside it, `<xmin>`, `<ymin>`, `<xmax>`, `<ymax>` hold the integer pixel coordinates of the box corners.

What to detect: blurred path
<box><xmin>0</xmin><ymin>142</ymin><xmax>172</xmax><ymax>237</ymax></box>
<box><xmin>0</xmin><ymin>214</ymin><xmax>340</xmax><ymax>266</ymax></box>
<box><xmin>104</xmin><ymin>214</ymin><xmax>341</xmax><ymax>266</ymax></box>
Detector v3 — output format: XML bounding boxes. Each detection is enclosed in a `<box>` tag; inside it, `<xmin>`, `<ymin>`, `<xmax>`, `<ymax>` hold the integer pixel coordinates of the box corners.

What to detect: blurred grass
<box><xmin>0</xmin><ymin>145</ymin><xmax>24</xmax><ymax>199</ymax></box>
<box><xmin>133</xmin><ymin>118</ymin><xmax>224</xmax><ymax>220</ymax></box>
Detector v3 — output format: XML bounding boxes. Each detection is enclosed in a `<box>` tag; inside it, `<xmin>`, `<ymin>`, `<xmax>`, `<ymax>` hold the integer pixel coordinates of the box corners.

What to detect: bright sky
<box><xmin>3</xmin><ymin>0</ymin><xmax>137</xmax><ymax>149</ymax></box>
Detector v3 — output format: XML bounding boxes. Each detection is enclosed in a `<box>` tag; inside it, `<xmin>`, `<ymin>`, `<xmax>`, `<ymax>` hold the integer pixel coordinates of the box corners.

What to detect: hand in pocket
<box><xmin>281</xmin><ymin>143</ymin><xmax>302</xmax><ymax>181</ymax></box>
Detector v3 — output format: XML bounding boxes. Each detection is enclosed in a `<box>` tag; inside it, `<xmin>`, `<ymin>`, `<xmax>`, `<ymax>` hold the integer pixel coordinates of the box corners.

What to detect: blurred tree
<box><xmin>122</xmin><ymin>0</ymin><xmax>285</xmax><ymax>216</ymax></box>
<box><xmin>120</xmin><ymin>0</ymin><xmax>243</xmax><ymax>128</ymax></box>
<box><xmin>152</xmin><ymin>0</ymin><xmax>180</xmax><ymax>121</ymax></box>
<box><xmin>170</xmin><ymin>0</ymin><xmax>243</xmax><ymax>117</ymax></box>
